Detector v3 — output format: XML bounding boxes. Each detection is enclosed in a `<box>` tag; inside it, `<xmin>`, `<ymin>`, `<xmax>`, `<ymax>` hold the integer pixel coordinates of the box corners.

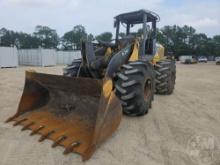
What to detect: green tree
<box><xmin>63</xmin><ymin>25</ymin><xmax>87</xmax><ymax>50</ymax></box>
<box><xmin>212</xmin><ymin>35</ymin><xmax>220</xmax><ymax>56</ymax></box>
<box><xmin>0</xmin><ymin>28</ymin><xmax>16</xmax><ymax>47</ymax></box>
<box><xmin>96</xmin><ymin>32</ymin><xmax>113</xmax><ymax>42</ymax></box>
<box><xmin>156</xmin><ymin>29</ymin><xmax>167</xmax><ymax>46</ymax></box>
<box><xmin>190</xmin><ymin>33</ymin><xmax>208</xmax><ymax>55</ymax></box>
<box><xmin>159</xmin><ymin>25</ymin><xmax>196</xmax><ymax>56</ymax></box>
<box><xmin>15</xmin><ymin>32</ymin><xmax>40</xmax><ymax>49</ymax></box>
<box><xmin>87</xmin><ymin>33</ymin><xmax>94</xmax><ymax>42</ymax></box>
<box><xmin>33</xmin><ymin>25</ymin><xmax>59</xmax><ymax>48</ymax></box>
<box><xmin>119</xmin><ymin>32</ymin><xmax>126</xmax><ymax>38</ymax></box>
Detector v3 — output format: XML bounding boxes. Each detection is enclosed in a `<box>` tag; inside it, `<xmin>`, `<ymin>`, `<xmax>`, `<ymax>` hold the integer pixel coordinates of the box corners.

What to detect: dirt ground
<box><xmin>0</xmin><ymin>62</ymin><xmax>220</xmax><ymax>165</ymax></box>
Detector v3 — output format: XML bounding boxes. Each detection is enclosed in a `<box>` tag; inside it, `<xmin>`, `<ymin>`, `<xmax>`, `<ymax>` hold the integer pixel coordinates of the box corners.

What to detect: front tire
<box><xmin>114</xmin><ymin>61</ymin><xmax>155</xmax><ymax>116</ymax></box>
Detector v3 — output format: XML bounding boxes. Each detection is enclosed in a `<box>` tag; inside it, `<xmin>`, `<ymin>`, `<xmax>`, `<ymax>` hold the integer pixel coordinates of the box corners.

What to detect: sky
<box><xmin>0</xmin><ymin>0</ymin><xmax>219</xmax><ymax>37</ymax></box>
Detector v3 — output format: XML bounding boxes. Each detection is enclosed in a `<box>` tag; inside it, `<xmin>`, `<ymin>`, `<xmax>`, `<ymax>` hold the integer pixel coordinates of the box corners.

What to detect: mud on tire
<box><xmin>114</xmin><ymin>60</ymin><xmax>155</xmax><ymax>116</ymax></box>
<box><xmin>155</xmin><ymin>59</ymin><xmax>176</xmax><ymax>94</ymax></box>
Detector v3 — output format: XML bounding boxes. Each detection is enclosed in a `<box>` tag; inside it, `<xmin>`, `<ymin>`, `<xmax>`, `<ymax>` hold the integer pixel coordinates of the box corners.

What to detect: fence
<box><xmin>56</xmin><ymin>51</ymin><xmax>81</xmax><ymax>65</ymax></box>
<box><xmin>0</xmin><ymin>46</ymin><xmax>18</xmax><ymax>68</ymax></box>
<box><xmin>18</xmin><ymin>49</ymin><xmax>56</xmax><ymax>66</ymax></box>
<box><xmin>1</xmin><ymin>48</ymin><xmax>81</xmax><ymax>67</ymax></box>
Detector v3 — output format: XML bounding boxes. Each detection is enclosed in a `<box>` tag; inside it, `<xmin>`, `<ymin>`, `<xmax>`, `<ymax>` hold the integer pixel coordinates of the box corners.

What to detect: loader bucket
<box><xmin>6</xmin><ymin>71</ymin><xmax>122</xmax><ymax>161</ymax></box>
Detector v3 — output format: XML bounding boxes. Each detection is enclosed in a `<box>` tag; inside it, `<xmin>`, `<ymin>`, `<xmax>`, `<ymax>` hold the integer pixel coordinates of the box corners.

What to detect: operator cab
<box><xmin>114</xmin><ymin>9</ymin><xmax>160</xmax><ymax>57</ymax></box>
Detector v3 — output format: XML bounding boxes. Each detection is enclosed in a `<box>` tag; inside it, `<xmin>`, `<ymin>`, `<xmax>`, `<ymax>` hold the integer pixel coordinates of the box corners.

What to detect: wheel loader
<box><xmin>6</xmin><ymin>10</ymin><xmax>176</xmax><ymax>161</ymax></box>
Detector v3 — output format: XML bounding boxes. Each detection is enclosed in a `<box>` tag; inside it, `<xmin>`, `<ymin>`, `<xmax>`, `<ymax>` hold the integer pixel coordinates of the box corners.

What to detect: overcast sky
<box><xmin>0</xmin><ymin>0</ymin><xmax>219</xmax><ymax>37</ymax></box>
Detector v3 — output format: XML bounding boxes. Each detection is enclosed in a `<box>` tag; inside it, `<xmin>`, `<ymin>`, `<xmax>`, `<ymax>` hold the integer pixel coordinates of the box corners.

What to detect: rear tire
<box><xmin>63</xmin><ymin>59</ymin><xmax>81</xmax><ymax>77</ymax></box>
<box><xmin>114</xmin><ymin>61</ymin><xmax>155</xmax><ymax>116</ymax></box>
<box><xmin>155</xmin><ymin>59</ymin><xmax>176</xmax><ymax>94</ymax></box>
<box><xmin>63</xmin><ymin>59</ymin><xmax>90</xmax><ymax>77</ymax></box>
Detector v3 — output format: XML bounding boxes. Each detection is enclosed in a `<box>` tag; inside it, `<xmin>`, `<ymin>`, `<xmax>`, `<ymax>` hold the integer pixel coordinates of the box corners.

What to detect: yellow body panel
<box><xmin>152</xmin><ymin>43</ymin><xmax>165</xmax><ymax>64</ymax></box>
<box><xmin>127</xmin><ymin>40</ymin><xmax>165</xmax><ymax>64</ymax></box>
<box><xmin>129</xmin><ymin>40</ymin><xmax>140</xmax><ymax>61</ymax></box>
<box><xmin>104</xmin><ymin>47</ymin><xmax>112</xmax><ymax>61</ymax></box>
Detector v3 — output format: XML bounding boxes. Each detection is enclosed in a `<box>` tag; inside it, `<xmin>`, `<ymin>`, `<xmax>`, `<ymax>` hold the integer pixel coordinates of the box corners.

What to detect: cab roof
<box><xmin>114</xmin><ymin>9</ymin><xmax>160</xmax><ymax>24</ymax></box>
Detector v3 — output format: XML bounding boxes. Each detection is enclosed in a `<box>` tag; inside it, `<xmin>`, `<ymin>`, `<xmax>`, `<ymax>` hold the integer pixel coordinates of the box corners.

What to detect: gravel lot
<box><xmin>0</xmin><ymin>62</ymin><xmax>220</xmax><ymax>165</ymax></box>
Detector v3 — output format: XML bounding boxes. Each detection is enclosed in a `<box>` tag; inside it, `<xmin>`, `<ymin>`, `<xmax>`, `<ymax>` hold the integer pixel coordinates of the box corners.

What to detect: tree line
<box><xmin>0</xmin><ymin>25</ymin><xmax>112</xmax><ymax>50</ymax></box>
<box><xmin>0</xmin><ymin>25</ymin><xmax>219</xmax><ymax>57</ymax></box>
<box><xmin>157</xmin><ymin>25</ymin><xmax>220</xmax><ymax>56</ymax></box>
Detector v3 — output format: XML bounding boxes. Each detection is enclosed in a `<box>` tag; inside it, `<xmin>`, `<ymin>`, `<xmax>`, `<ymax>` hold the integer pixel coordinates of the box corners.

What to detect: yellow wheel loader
<box><xmin>6</xmin><ymin>10</ymin><xmax>176</xmax><ymax>161</ymax></box>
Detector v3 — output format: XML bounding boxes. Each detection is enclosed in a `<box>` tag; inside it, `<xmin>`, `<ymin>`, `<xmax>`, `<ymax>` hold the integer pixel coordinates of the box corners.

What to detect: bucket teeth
<box><xmin>39</xmin><ymin>130</ymin><xmax>55</xmax><ymax>142</ymax></box>
<box><xmin>63</xmin><ymin>141</ymin><xmax>80</xmax><ymax>155</ymax></box>
<box><xmin>52</xmin><ymin>135</ymin><xmax>67</xmax><ymax>148</ymax></box>
<box><xmin>30</xmin><ymin>125</ymin><xmax>45</xmax><ymax>136</ymax></box>
<box><xmin>5</xmin><ymin>117</ymin><xmax>14</xmax><ymax>123</ymax></box>
<box><xmin>13</xmin><ymin>118</ymin><xmax>27</xmax><ymax>126</ymax></box>
<box><xmin>21</xmin><ymin>122</ymin><xmax>35</xmax><ymax>131</ymax></box>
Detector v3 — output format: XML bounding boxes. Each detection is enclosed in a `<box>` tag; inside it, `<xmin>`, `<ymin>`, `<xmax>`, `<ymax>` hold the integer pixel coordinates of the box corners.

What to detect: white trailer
<box><xmin>0</xmin><ymin>46</ymin><xmax>18</xmax><ymax>68</ymax></box>
<box><xmin>18</xmin><ymin>48</ymin><xmax>56</xmax><ymax>66</ymax></box>
<box><xmin>179</xmin><ymin>56</ymin><xmax>193</xmax><ymax>64</ymax></box>
<box><xmin>56</xmin><ymin>51</ymin><xmax>81</xmax><ymax>65</ymax></box>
